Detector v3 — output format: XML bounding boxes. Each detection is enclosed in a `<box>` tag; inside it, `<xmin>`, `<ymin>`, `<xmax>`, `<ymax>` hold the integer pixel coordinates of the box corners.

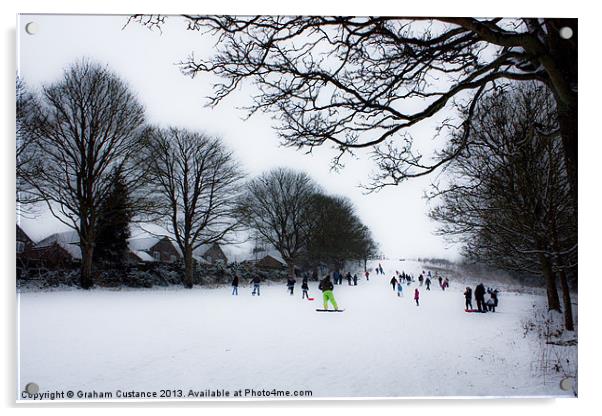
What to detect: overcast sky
<box><xmin>17</xmin><ymin>14</ymin><xmax>462</xmax><ymax>261</ymax></box>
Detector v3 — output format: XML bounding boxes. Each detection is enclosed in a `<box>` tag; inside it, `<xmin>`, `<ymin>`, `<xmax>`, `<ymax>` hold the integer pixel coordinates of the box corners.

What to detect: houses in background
<box><xmin>16</xmin><ymin>226</ymin><xmax>233</xmax><ymax>268</ymax></box>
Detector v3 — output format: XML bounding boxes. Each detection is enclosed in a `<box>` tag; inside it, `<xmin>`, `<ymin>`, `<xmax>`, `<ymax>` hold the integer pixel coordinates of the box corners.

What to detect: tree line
<box><xmin>428</xmin><ymin>83</ymin><xmax>577</xmax><ymax>331</ymax></box>
<box><xmin>17</xmin><ymin>60</ymin><xmax>377</xmax><ymax>289</ymax></box>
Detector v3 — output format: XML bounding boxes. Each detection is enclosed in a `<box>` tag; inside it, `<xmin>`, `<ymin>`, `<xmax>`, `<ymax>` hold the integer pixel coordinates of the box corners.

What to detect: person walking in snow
<box><xmin>319</xmin><ymin>275</ymin><xmax>338</xmax><ymax>311</ymax></box>
<box><xmin>438</xmin><ymin>276</ymin><xmax>443</xmax><ymax>289</ymax></box>
<box><xmin>414</xmin><ymin>288</ymin><xmax>420</xmax><ymax>306</ymax></box>
<box><xmin>250</xmin><ymin>275</ymin><xmax>261</xmax><ymax>296</ymax></box>
<box><xmin>231</xmin><ymin>275</ymin><xmax>239</xmax><ymax>295</ymax></box>
<box><xmin>287</xmin><ymin>276</ymin><xmax>296</xmax><ymax>295</ymax></box>
<box><xmin>418</xmin><ymin>274</ymin><xmax>424</xmax><ymax>286</ymax></box>
<box><xmin>353</xmin><ymin>274</ymin><xmax>358</xmax><ymax>286</ymax></box>
<box><xmin>390</xmin><ymin>276</ymin><xmax>398</xmax><ymax>291</ymax></box>
<box><xmin>397</xmin><ymin>281</ymin><xmax>404</xmax><ymax>297</ymax></box>
<box><xmin>425</xmin><ymin>277</ymin><xmax>431</xmax><ymax>291</ymax></box>
<box><xmin>365</xmin><ymin>270</ymin><xmax>370</xmax><ymax>281</ymax></box>
<box><xmin>346</xmin><ymin>272</ymin><xmax>353</xmax><ymax>286</ymax></box>
<box><xmin>475</xmin><ymin>283</ymin><xmax>486</xmax><ymax>312</ymax></box>
<box><xmin>301</xmin><ymin>276</ymin><xmax>309</xmax><ymax>299</ymax></box>
<box><xmin>464</xmin><ymin>287</ymin><xmax>473</xmax><ymax>310</ymax></box>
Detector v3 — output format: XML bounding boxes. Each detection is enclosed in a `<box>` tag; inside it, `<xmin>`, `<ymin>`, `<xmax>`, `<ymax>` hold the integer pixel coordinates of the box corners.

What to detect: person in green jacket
<box><xmin>318</xmin><ymin>275</ymin><xmax>338</xmax><ymax>310</ymax></box>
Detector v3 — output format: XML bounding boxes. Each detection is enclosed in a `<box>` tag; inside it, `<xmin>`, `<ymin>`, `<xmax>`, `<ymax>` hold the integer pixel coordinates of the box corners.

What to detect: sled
<box><xmin>316</xmin><ymin>309</ymin><xmax>345</xmax><ymax>312</ymax></box>
<box><xmin>464</xmin><ymin>309</ymin><xmax>480</xmax><ymax>312</ymax></box>
<box><xmin>307</xmin><ymin>297</ymin><xmax>315</xmax><ymax>301</ymax></box>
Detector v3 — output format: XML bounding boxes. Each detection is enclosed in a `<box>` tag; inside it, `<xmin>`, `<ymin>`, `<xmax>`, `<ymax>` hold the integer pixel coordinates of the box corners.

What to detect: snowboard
<box><xmin>316</xmin><ymin>309</ymin><xmax>345</xmax><ymax>312</ymax></box>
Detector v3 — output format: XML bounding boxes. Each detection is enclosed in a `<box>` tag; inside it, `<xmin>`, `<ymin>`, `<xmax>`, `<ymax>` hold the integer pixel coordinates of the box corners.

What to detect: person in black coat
<box><xmin>425</xmin><ymin>277</ymin><xmax>431</xmax><ymax>290</ymax></box>
<box><xmin>301</xmin><ymin>276</ymin><xmax>309</xmax><ymax>299</ymax></box>
<box><xmin>346</xmin><ymin>272</ymin><xmax>352</xmax><ymax>286</ymax></box>
<box><xmin>474</xmin><ymin>283</ymin><xmax>486</xmax><ymax>312</ymax></box>
<box><xmin>353</xmin><ymin>274</ymin><xmax>358</xmax><ymax>286</ymax></box>
<box><xmin>231</xmin><ymin>275</ymin><xmax>239</xmax><ymax>296</ymax></box>
<box><xmin>390</xmin><ymin>276</ymin><xmax>398</xmax><ymax>291</ymax></box>
<box><xmin>287</xmin><ymin>276</ymin><xmax>296</xmax><ymax>295</ymax></box>
<box><xmin>463</xmin><ymin>287</ymin><xmax>473</xmax><ymax>310</ymax></box>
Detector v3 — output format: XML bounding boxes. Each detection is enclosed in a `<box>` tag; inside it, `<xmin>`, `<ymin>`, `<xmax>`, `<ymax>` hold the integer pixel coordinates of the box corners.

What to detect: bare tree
<box><xmin>22</xmin><ymin>60</ymin><xmax>146</xmax><ymax>289</ymax></box>
<box><xmin>238</xmin><ymin>168</ymin><xmax>318</xmax><ymax>276</ymax></box>
<box><xmin>130</xmin><ymin>16</ymin><xmax>577</xmax><ymax>210</ymax></box>
<box><xmin>16</xmin><ymin>76</ymin><xmax>40</xmax><ymax>210</ymax></box>
<box><xmin>429</xmin><ymin>83</ymin><xmax>576</xmax><ymax>328</ymax></box>
<box><xmin>144</xmin><ymin>127</ymin><xmax>243</xmax><ymax>288</ymax></box>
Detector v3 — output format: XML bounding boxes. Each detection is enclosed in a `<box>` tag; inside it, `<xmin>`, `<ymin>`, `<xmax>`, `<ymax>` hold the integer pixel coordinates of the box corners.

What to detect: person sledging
<box><xmin>318</xmin><ymin>275</ymin><xmax>338</xmax><ymax>311</ymax></box>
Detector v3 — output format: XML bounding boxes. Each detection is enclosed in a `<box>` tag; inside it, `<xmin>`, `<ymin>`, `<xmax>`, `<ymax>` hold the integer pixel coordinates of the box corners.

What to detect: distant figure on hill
<box><xmin>397</xmin><ymin>281</ymin><xmax>404</xmax><ymax>297</ymax></box>
<box><xmin>464</xmin><ymin>287</ymin><xmax>473</xmax><ymax>310</ymax></box>
<box><xmin>418</xmin><ymin>274</ymin><xmax>424</xmax><ymax>286</ymax></box>
<box><xmin>231</xmin><ymin>275</ymin><xmax>239</xmax><ymax>296</ymax></box>
<box><xmin>250</xmin><ymin>275</ymin><xmax>261</xmax><ymax>296</ymax></box>
<box><xmin>287</xmin><ymin>276</ymin><xmax>296</xmax><ymax>295</ymax></box>
<box><xmin>301</xmin><ymin>276</ymin><xmax>309</xmax><ymax>299</ymax></box>
<box><xmin>438</xmin><ymin>276</ymin><xmax>443</xmax><ymax>288</ymax></box>
<box><xmin>425</xmin><ymin>277</ymin><xmax>431</xmax><ymax>291</ymax></box>
<box><xmin>319</xmin><ymin>275</ymin><xmax>338</xmax><ymax>311</ymax></box>
<box><xmin>353</xmin><ymin>274</ymin><xmax>358</xmax><ymax>286</ymax></box>
<box><xmin>475</xmin><ymin>283</ymin><xmax>486</xmax><ymax>312</ymax></box>
<box><xmin>414</xmin><ymin>288</ymin><xmax>420</xmax><ymax>306</ymax></box>
<box><xmin>365</xmin><ymin>271</ymin><xmax>370</xmax><ymax>281</ymax></box>
<box><xmin>346</xmin><ymin>272</ymin><xmax>353</xmax><ymax>286</ymax></box>
<box><xmin>390</xmin><ymin>276</ymin><xmax>398</xmax><ymax>291</ymax></box>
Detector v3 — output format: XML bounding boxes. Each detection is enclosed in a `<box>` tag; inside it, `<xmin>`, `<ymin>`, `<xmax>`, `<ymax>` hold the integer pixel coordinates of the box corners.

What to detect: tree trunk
<box><xmin>183</xmin><ymin>245</ymin><xmax>194</xmax><ymax>288</ymax></box>
<box><xmin>287</xmin><ymin>261</ymin><xmax>296</xmax><ymax>278</ymax></box>
<box><xmin>558</xmin><ymin>269</ymin><xmax>574</xmax><ymax>331</ymax></box>
<box><xmin>80</xmin><ymin>243</ymin><xmax>94</xmax><ymax>289</ymax></box>
<box><xmin>540</xmin><ymin>253</ymin><xmax>561</xmax><ymax>311</ymax></box>
<box><xmin>557</xmin><ymin>101</ymin><xmax>578</xmax><ymax>214</ymax></box>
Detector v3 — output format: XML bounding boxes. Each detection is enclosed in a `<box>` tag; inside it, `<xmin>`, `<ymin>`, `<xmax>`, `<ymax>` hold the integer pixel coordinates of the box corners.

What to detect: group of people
<box><xmin>464</xmin><ymin>283</ymin><xmax>499</xmax><ymax>312</ymax></box>
<box><xmin>332</xmin><ymin>270</ymin><xmax>360</xmax><ymax>286</ymax></box>
<box><xmin>374</xmin><ymin>263</ymin><xmax>385</xmax><ymax>275</ymax></box>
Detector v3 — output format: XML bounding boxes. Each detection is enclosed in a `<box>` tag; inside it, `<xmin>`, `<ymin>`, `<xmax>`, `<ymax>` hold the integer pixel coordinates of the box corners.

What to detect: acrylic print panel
<box><xmin>16</xmin><ymin>14</ymin><xmax>578</xmax><ymax>401</ymax></box>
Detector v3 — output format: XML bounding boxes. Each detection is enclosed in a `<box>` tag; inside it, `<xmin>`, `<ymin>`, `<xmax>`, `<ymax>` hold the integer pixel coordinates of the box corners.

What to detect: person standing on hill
<box><xmin>365</xmin><ymin>270</ymin><xmax>370</xmax><ymax>281</ymax></box>
<box><xmin>231</xmin><ymin>275</ymin><xmax>239</xmax><ymax>295</ymax></box>
<box><xmin>301</xmin><ymin>276</ymin><xmax>309</xmax><ymax>299</ymax></box>
<box><xmin>250</xmin><ymin>275</ymin><xmax>261</xmax><ymax>296</ymax></box>
<box><xmin>319</xmin><ymin>275</ymin><xmax>338</xmax><ymax>311</ymax></box>
<box><xmin>418</xmin><ymin>274</ymin><xmax>424</xmax><ymax>286</ymax></box>
<box><xmin>346</xmin><ymin>272</ymin><xmax>353</xmax><ymax>286</ymax></box>
<box><xmin>414</xmin><ymin>288</ymin><xmax>420</xmax><ymax>306</ymax></box>
<box><xmin>397</xmin><ymin>280</ymin><xmax>404</xmax><ymax>297</ymax></box>
<box><xmin>464</xmin><ymin>287</ymin><xmax>473</xmax><ymax>310</ymax></box>
<box><xmin>475</xmin><ymin>283</ymin><xmax>486</xmax><ymax>312</ymax></box>
<box><xmin>287</xmin><ymin>276</ymin><xmax>296</xmax><ymax>295</ymax></box>
<box><xmin>425</xmin><ymin>277</ymin><xmax>431</xmax><ymax>291</ymax></box>
<box><xmin>390</xmin><ymin>276</ymin><xmax>398</xmax><ymax>291</ymax></box>
<box><xmin>353</xmin><ymin>274</ymin><xmax>358</xmax><ymax>286</ymax></box>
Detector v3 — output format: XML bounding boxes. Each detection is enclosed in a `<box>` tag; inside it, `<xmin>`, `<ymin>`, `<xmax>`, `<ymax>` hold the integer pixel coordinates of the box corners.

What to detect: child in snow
<box><xmin>365</xmin><ymin>271</ymin><xmax>370</xmax><ymax>281</ymax></box>
<box><xmin>397</xmin><ymin>281</ymin><xmax>404</xmax><ymax>297</ymax></box>
<box><xmin>302</xmin><ymin>277</ymin><xmax>309</xmax><ymax>299</ymax></box>
<box><xmin>287</xmin><ymin>277</ymin><xmax>296</xmax><ymax>295</ymax></box>
<box><xmin>319</xmin><ymin>275</ymin><xmax>338</xmax><ymax>310</ymax></box>
<box><xmin>464</xmin><ymin>287</ymin><xmax>473</xmax><ymax>310</ymax></box>
<box><xmin>231</xmin><ymin>275</ymin><xmax>239</xmax><ymax>295</ymax></box>
<box><xmin>390</xmin><ymin>276</ymin><xmax>398</xmax><ymax>291</ymax></box>
<box><xmin>353</xmin><ymin>274</ymin><xmax>358</xmax><ymax>286</ymax></box>
<box><xmin>250</xmin><ymin>276</ymin><xmax>261</xmax><ymax>296</ymax></box>
<box><xmin>414</xmin><ymin>288</ymin><xmax>420</xmax><ymax>306</ymax></box>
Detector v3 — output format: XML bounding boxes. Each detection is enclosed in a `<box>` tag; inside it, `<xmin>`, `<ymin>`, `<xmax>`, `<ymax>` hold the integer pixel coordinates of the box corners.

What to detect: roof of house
<box><xmin>131</xmin><ymin>250</ymin><xmax>155</xmax><ymax>262</ymax></box>
<box><xmin>35</xmin><ymin>230</ymin><xmax>82</xmax><ymax>260</ymax></box>
<box><xmin>128</xmin><ymin>236</ymin><xmax>183</xmax><ymax>256</ymax></box>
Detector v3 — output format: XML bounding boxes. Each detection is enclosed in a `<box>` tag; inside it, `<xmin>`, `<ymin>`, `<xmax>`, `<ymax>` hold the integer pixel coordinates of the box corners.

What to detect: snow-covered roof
<box><xmin>244</xmin><ymin>248</ymin><xmax>286</xmax><ymax>265</ymax></box>
<box><xmin>131</xmin><ymin>250</ymin><xmax>155</xmax><ymax>262</ymax></box>
<box><xmin>35</xmin><ymin>230</ymin><xmax>82</xmax><ymax>260</ymax></box>
<box><xmin>128</xmin><ymin>236</ymin><xmax>182</xmax><ymax>256</ymax></box>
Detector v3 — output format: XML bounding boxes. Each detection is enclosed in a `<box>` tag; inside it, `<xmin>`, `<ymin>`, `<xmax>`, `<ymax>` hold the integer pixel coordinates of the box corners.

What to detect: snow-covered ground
<box><xmin>17</xmin><ymin>260</ymin><xmax>576</xmax><ymax>400</ymax></box>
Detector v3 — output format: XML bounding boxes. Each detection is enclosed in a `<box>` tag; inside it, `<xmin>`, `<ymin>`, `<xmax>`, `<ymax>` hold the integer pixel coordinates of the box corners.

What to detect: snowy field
<box><xmin>17</xmin><ymin>260</ymin><xmax>575</xmax><ymax>400</ymax></box>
